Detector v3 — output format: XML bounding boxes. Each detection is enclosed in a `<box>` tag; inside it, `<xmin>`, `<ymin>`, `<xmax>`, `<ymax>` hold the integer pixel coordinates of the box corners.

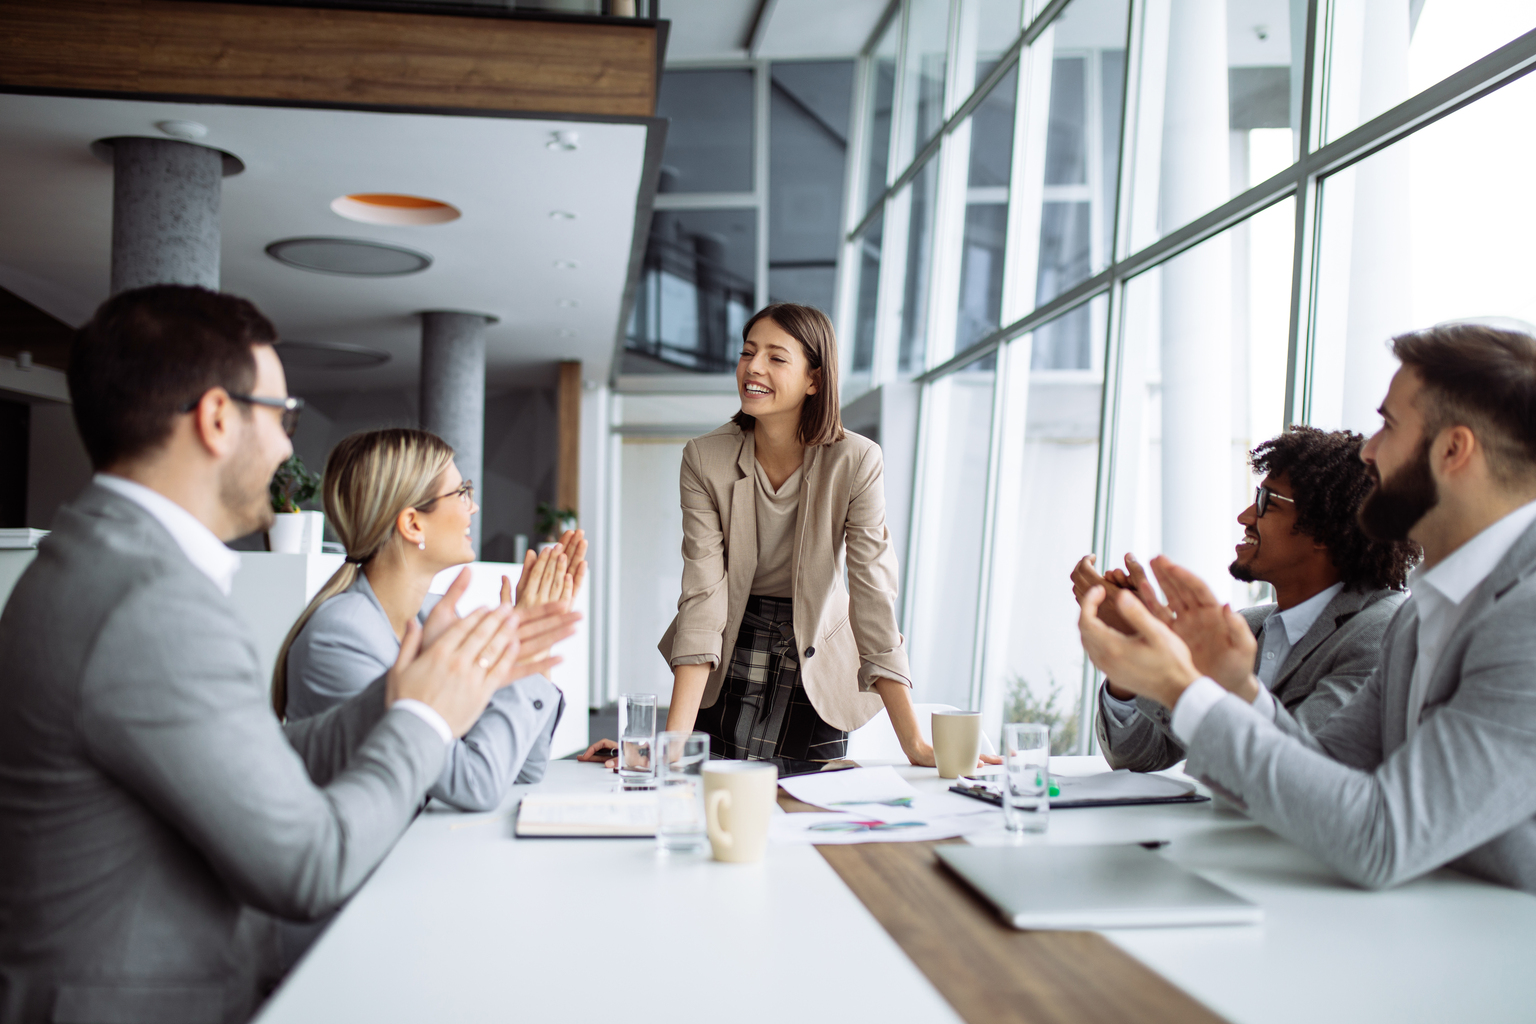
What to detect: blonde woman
<box><xmin>651</xmin><ymin>303</ymin><xmax>971</xmax><ymax>772</ymax></box>
<box><xmin>275</xmin><ymin>429</ymin><xmax>587</xmax><ymax>811</ymax></box>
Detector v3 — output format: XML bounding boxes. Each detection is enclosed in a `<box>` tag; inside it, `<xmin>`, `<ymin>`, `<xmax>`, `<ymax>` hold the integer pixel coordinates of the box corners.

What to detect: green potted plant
<box><xmin>266</xmin><ymin>454</ymin><xmax>324</xmax><ymax>554</ymax></box>
<box><xmin>535</xmin><ymin>502</ymin><xmax>578</xmax><ymax>544</ymax></box>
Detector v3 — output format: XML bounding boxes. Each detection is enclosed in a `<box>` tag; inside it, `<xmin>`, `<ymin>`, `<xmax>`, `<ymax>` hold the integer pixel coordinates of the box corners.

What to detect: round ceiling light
<box><xmin>277</xmin><ymin>340</ymin><xmax>391</xmax><ymax>370</ymax></box>
<box><xmin>266</xmin><ymin>237</ymin><xmax>432</xmax><ymax>276</ymax></box>
<box><xmin>331</xmin><ymin>193</ymin><xmax>461</xmax><ymax>226</ymax></box>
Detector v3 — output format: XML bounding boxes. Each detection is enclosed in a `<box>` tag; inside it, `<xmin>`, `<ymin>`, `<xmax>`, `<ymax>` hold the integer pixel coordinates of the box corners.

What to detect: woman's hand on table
<box><xmin>897</xmin><ymin>738</ymin><xmax>999</xmax><ymax>770</ymax></box>
<box><xmin>577</xmin><ymin>738</ymin><xmax>619</xmax><ymax>770</ymax></box>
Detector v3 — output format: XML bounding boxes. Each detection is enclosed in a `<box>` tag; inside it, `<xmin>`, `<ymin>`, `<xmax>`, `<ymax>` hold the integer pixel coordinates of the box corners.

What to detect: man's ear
<box><xmin>1436</xmin><ymin>424</ymin><xmax>1479</xmax><ymax>478</ymax></box>
<box><xmin>189</xmin><ymin>388</ymin><xmax>239</xmax><ymax>458</ymax></box>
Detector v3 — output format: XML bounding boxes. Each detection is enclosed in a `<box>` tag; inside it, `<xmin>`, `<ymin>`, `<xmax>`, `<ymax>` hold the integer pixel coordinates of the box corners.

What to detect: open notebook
<box><xmin>514</xmin><ymin>791</ymin><xmax>658</xmax><ymax>838</ymax></box>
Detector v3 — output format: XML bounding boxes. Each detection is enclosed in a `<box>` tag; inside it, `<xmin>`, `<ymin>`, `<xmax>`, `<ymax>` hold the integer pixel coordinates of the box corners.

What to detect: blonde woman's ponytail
<box><xmin>270</xmin><ymin>429</ymin><xmax>456</xmax><ymax>718</ymax></box>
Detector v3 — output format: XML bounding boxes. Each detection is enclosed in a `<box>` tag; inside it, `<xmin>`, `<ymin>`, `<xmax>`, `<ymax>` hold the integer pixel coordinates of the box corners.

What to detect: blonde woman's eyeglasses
<box><xmin>417</xmin><ymin>479</ymin><xmax>474</xmax><ymax>511</ymax></box>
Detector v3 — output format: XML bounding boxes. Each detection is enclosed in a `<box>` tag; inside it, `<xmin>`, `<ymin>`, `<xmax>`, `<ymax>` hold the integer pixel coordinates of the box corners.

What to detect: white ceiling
<box><xmin>0</xmin><ymin>93</ymin><xmax>651</xmax><ymax>392</ymax></box>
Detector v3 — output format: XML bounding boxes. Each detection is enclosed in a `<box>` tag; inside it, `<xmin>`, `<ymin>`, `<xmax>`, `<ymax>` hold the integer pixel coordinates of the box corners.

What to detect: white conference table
<box><xmin>256</xmin><ymin>757</ymin><xmax>1536</xmax><ymax>1024</ymax></box>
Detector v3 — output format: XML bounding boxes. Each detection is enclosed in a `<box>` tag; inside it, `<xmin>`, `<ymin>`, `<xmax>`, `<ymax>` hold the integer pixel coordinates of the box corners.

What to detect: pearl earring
<box><xmin>418</xmin><ymin>540</ymin><xmax>426</xmax><ymax>550</ymax></box>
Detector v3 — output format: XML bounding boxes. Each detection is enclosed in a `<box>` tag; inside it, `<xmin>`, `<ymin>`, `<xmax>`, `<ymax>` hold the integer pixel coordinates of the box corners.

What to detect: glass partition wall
<box><xmin>839</xmin><ymin>0</ymin><xmax>1536</xmax><ymax>750</ymax></box>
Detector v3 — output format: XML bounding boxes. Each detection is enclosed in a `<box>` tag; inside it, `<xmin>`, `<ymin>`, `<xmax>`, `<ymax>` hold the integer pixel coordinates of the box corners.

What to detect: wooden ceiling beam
<box><xmin>0</xmin><ymin>0</ymin><xmax>659</xmax><ymax>117</ymax></box>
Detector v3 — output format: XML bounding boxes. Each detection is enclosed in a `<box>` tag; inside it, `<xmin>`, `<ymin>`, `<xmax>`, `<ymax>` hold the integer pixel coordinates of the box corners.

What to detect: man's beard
<box><xmin>1228</xmin><ymin>557</ymin><xmax>1256</xmax><ymax>583</ymax></box>
<box><xmin>1358</xmin><ymin>439</ymin><xmax>1439</xmax><ymax>542</ymax></box>
<box><xmin>220</xmin><ymin>433</ymin><xmax>277</xmax><ymax>538</ymax></box>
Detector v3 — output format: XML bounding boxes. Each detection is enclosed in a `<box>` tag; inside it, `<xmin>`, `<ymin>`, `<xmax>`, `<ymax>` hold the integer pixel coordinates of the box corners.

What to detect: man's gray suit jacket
<box><xmin>285</xmin><ymin>571</ymin><xmax>564</xmax><ymax>810</ymax></box>
<box><xmin>1184</xmin><ymin>518</ymin><xmax>1536</xmax><ymax>893</ymax></box>
<box><xmin>1096</xmin><ymin>586</ymin><xmax>1405</xmax><ymax>772</ymax></box>
<box><xmin>0</xmin><ymin>485</ymin><xmax>448</xmax><ymax>1023</ymax></box>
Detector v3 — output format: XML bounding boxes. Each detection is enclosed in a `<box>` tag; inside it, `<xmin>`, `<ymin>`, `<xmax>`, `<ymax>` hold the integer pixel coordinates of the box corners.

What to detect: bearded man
<box><xmin>1077</xmin><ymin>323</ymin><xmax>1536</xmax><ymax>893</ymax></box>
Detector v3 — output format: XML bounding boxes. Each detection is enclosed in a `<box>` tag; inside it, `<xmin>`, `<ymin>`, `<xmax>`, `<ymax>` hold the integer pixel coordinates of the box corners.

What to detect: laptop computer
<box><xmin>936</xmin><ymin>843</ymin><xmax>1262</xmax><ymax>930</ymax></box>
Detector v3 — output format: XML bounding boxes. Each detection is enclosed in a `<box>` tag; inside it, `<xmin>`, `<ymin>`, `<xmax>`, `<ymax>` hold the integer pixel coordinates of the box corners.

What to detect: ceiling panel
<box><xmin>0</xmin><ymin>93</ymin><xmax>653</xmax><ymax>391</ymax></box>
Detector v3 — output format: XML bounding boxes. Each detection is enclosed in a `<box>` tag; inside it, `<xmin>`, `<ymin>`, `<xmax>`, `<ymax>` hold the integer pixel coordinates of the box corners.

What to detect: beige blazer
<box><xmin>657</xmin><ymin>422</ymin><xmax>911</xmax><ymax>732</ymax></box>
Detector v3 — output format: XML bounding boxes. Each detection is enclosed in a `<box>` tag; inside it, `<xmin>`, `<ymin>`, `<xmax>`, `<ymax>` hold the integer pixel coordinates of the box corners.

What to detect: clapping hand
<box><xmin>422</xmin><ymin>567</ymin><xmax>582</xmax><ymax>692</ymax></box>
<box><xmin>1070</xmin><ymin>553</ymin><xmax>1173</xmax><ymax>634</ymax></box>
<box><xmin>1077</xmin><ymin>584</ymin><xmax>1201</xmax><ymax>710</ymax></box>
<box><xmin>1147</xmin><ymin>557</ymin><xmax>1260</xmax><ymax>700</ymax></box>
<box><xmin>513</xmin><ymin>530</ymin><xmax>587</xmax><ymax>613</ymax></box>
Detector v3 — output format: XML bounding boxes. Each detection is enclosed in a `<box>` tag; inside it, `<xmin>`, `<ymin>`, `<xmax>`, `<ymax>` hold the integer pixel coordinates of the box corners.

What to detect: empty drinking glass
<box><xmin>618</xmin><ymin>693</ymin><xmax>657</xmax><ymax>789</ymax></box>
<box><xmin>1002</xmin><ymin>723</ymin><xmax>1050</xmax><ymax>833</ymax></box>
<box><xmin>655</xmin><ymin>731</ymin><xmax>710</xmax><ymax>852</ymax></box>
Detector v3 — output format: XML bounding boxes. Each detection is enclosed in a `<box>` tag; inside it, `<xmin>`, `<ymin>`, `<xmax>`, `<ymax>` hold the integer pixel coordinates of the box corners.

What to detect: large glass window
<box><xmin>1309</xmin><ymin>66</ymin><xmax>1536</xmax><ymax>435</ymax></box>
<box><xmin>1025</xmin><ymin>0</ymin><xmax>1129</xmax><ymax>366</ymax></box>
<box><xmin>628</xmin><ymin>210</ymin><xmax>756</xmax><ymax>373</ymax></box>
<box><xmin>906</xmin><ymin>350</ymin><xmax>998</xmax><ymax>709</ymax></box>
<box><xmin>899</xmin><ymin>0</ymin><xmax>955</xmax><ymax>165</ymax></box>
<box><xmin>980</xmin><ymin>295</ymin><xmax>1109</xmax><ymax>752</ymax></box>
<box><xmin>769</xmin><ymin>62</ymin><xmax>856</xmax><ymax>315</ymax></box>
<box><xmin>655</xmin><ymin>69</ymin><xmax>755</xmax><ymax>193</ymax></box>
<box><xmin>851</xmin><ymin>213</ymin><xmax>885</xmax><ymax>374</ymax></box>
<box><xmin>1109</xmin><ymin>201</ymin><xmax>1295</xmax><ymax>610</ymax></box>
<box><xmin>1124</xmin><ymin>0</ymin><xmax>1303</xmax><ymax>250</ymax></box>
<box><xmin>862</xmin><ymin>16</ymin><xmax>902</xmax><ymax>210</ymax></box>
<box><xmin>955</xmin><ymin>65</ymin><xmax>1018</xmax><ymax>351</ymax></box>
<box><xmin>630</xmin><ymin>62</ymin><xmax>851</xmax><ymax>374</ymax></box>
<box><xmin>1322</xmin><ymin>0</ymin><xmax>1536</xmax><ymax>144</ymax></box>
<box><xmin>897</xmin><ymin>157</ymin><xmax>942</xmax><ymax>372</ymax></box>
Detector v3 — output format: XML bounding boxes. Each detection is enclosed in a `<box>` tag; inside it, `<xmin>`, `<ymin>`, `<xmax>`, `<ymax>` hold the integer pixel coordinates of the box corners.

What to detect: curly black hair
<box><xmin>1250</xmin><ymin>426</ymin><xmax>1420</xmax><ymax>591</ymax></box>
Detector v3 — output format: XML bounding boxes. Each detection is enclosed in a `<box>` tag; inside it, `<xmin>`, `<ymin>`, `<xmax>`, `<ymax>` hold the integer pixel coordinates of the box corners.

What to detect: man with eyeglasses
<box><xmin>1076</xmin><ymin>323</ymin><xmax>1536</xmax><ymax>894</ymax></box>
<box><xmin>0</xmin><ymin>285</ymin><xmax>580</xmax><ymax>1022</ymax></box>
<box><xmin>1071</xmin><ymin>427</ymin><xmax>1420</xmax><ymax>772</ymax></box>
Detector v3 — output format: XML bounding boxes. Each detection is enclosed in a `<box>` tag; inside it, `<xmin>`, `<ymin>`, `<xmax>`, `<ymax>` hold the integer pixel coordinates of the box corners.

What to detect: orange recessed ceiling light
<box><xmin>330</xmin><ymin>193</ymin><xmax>461</xmax><ymax>226</ymax></box>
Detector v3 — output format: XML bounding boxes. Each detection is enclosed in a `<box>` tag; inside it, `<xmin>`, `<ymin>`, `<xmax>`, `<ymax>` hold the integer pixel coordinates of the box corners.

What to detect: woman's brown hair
<box><xmin>731</xmin><ymin>302</ymin><xmax>845</xmax><ymax>446</ymax></box>
<box><xmin>270</xmin><ymin>428</ymin><xmax>456</xmax><ymax>717</ymax></box>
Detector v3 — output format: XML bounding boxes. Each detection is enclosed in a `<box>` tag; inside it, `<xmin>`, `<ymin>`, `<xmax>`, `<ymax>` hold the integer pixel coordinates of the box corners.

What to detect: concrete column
<box><xmin>1158</xmin><ymin>0</ymin><xmax>1233</xmax><ymax>592</ymax></box>
<box><xmin>110</xmin><ymin>137</ymin><xmax>224</xmax><ymax>295</ymax></box>
<box><xmin>420</xmin><ymin>311</ymin><xmax>492</xmax><ymax>554</ymax></box>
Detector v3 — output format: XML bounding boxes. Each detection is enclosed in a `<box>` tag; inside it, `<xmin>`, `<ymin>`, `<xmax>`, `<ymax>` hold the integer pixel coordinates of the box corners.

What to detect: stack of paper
<box><xmin>774</xmin><ymin>766</ymin><xmax>998</xmax><ymax>845</ymax></box>
<box><xmin>0</xmin><ymin>528</ymin><xmax>48</xmax><ymax>549</ymax></box>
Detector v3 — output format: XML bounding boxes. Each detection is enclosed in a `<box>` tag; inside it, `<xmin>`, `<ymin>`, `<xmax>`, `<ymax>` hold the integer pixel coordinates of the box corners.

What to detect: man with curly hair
<box><xmin>1077</xmin><ymin>322</ymin><xmax>1536</xmax><ymax>893</ymax></box>
<box><xmin>1073</xmin><ymin>427</ymin><xmax>1419</xmax><ymax>772</ymax></box>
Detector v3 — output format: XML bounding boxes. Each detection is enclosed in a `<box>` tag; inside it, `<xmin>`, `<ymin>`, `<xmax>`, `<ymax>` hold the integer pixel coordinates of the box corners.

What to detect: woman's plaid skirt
<box><xmin>694</xmin><ymin>595</ymin><xmax>847</xmax><ymax>772</ymax></box>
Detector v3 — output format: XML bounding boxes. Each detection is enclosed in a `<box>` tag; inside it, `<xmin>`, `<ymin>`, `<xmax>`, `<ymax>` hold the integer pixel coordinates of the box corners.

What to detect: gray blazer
<box><xmin>1184</xmin><ymin>517</ymin><xmax>1536</xmax><ymax>893</ymax></box>
<box><xmin>1096</xmin><ymin>586</ymin><xmax>1405</xmax><ymax>772</ymax></box>
<box><xmin>285</xmin><ymin>572</ymin><xmax>563</xmax><ymax>809</ymax></box>
<box><xmin>0</xmin><ymin>485</ymin><xmax>448</xmax><ymax>1023</ymax></box>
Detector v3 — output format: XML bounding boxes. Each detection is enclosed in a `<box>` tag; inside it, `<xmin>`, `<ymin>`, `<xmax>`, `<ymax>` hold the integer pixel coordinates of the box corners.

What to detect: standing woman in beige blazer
<box><xmin>656</xmin><ymin>302</ymin><xmax>939</xmax><ymax>770</ymax></box>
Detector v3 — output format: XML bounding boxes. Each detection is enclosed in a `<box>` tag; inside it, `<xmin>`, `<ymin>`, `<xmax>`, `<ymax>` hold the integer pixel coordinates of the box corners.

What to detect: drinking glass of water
<box><xmin>655</xmin><ymin>731</ymin><xmax>710</xmax><ymax>852</ymax></box>
<box><xmin>618</xmin><ymin>693</ymin><xmax>657</xmax><ymax>789</ymax></box>
<box><xmin>1002</xmin><ymin>723</ymin><xmax>1050</xmax><ymax>833</ymax></box>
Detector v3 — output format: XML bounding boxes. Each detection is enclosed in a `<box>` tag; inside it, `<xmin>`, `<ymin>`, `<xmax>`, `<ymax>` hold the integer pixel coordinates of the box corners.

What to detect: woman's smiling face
<box><xmin>737</xmin><ymin>317</ymin><xmax>818</xmax><ymax>421</ymax></box>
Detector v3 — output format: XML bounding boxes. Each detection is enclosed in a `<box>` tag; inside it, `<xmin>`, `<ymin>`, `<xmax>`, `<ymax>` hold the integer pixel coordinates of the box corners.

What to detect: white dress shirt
<box><xmin>94</xmin><ymin>474</ymin><xmax>452</xmax><ymax>744</ymax></box>
<box><xmin>1174</xmin><ymin>500</ymin><xmax>1536</xmax><ymax>745</ymax></box>
<box><xmin>1103</xmin><ymin>581</ymin><xmax>1344</xmax><ymax>726</ymax></box>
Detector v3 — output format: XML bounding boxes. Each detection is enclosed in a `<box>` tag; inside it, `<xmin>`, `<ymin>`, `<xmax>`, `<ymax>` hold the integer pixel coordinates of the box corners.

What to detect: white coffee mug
<box><xmin>931</xmin><ymin>711</ymin><xmax>982</xmax><ymax>779</ymax></box>
<box><xmin>702</xmin><ymin>761</ymin><xmax>778</xmax><ymax>863</ymax></box>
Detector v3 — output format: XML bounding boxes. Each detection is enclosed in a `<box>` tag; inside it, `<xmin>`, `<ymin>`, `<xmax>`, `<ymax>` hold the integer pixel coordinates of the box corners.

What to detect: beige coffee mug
<box><xmin>931</xmin><ymin>711</ymin><xmax>982</xmax><ymax>779</ymax></box>
<box><xmin>702</xmin><ymin>761</ymin><xmax>778</xmax><ymax>863</ymax></box>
